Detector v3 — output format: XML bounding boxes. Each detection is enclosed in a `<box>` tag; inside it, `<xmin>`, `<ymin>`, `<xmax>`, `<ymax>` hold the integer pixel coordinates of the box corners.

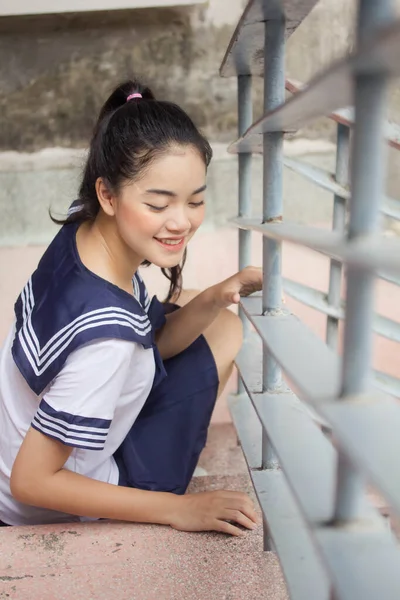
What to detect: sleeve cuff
<box><xmin>31</xmin><ymin>398</ymin><xmax>111</xmax><ymax>451</ymax></box>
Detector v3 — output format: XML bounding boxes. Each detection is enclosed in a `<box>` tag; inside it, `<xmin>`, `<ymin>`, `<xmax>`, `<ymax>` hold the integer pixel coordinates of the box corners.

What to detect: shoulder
<box><xmin>65</xmin><ymin>337</ymin><xmax>137</xmax><ymax>369</ymax></box>
<box><xmin>12</xmin><ymin>229</ymin><xmax>154</xmax><ymax>395</ymax></box>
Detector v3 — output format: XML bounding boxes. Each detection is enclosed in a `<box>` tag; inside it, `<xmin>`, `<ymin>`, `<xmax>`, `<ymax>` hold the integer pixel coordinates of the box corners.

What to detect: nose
<box><xmin>165</xmin><ymin>207</ymin><xmax>191</xmax><ymax>234</ymax></box>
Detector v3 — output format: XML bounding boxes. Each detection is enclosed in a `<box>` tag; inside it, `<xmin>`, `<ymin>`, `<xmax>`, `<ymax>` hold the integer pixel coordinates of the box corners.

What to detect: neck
<box><xmin>76</xmin><ymin>213</ymin><xmax>142</xmax><ymax>296</ymax></box>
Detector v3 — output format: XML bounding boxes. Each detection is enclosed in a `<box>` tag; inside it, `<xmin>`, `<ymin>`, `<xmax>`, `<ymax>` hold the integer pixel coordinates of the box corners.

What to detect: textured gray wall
<box><xmin>0</xmin><ymin>0</ymin><xmax>371</xmax><ymax>151</ymax></box>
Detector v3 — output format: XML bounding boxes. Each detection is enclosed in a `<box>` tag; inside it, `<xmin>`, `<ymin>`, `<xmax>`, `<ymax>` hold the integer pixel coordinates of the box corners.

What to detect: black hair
<box><xmin>55</xmin><ymin>79</ymin><xmax>212</xmax><ymax>302</ymax></box>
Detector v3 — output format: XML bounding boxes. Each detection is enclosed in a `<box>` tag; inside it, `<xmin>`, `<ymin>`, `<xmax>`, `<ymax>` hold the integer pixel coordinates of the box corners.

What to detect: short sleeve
<box><xmin>31</xmin><ymin>338</ymin><xmax>135</xmax><ymax>451</ymax></box>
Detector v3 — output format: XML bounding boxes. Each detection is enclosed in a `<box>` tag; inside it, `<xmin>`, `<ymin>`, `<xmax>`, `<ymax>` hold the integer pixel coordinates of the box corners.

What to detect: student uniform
<box><xmin>0</xmin><ymin>222</ymin><xmax>219</xmax><ymax>526</ymax></box>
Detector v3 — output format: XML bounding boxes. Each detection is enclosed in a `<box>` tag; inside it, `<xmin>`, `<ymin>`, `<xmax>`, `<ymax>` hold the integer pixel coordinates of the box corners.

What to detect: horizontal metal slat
<box><xmin>219</xmin><ymin>0</ymin><xmax>319</xmax><ymax>78</ymax></box>
<box><xmin>235</xmin><ymin>331</ymin><xmax>331</xmax><ymax>431</ymax></box>
<box><xmin>318</xmin><ymin>394</ymin><xmax>400</xmax><ymax>517</ymax></box>
<box><xmin>247</xmin><ymin>393</ymin><xmax>336</xmax><ymax>523</ymax></box>
<box><xmin>282</xmin><ymin>278</ymin><xmax>400</xmax><ymax>344</ymax></box>
<box><xmin>285</xmin><ymin>78</ymin><xmax>400</xmax><ymax>152</ymax></box>
<box><xmin>230</xmin><ymin>392</ymin><xmax>329</xmax><ymax>596</ymax></box>
<box><xmin>283</xmin><ymin>157</ymin><xmax>400</xmax><ymax>222</ymax></box>
<box><xmin>283</xmin><ymin>278</ymin><xmax>341</xmax><ymax>319</ymax></box>
<box><xmin>284</xmin><ymin>156</ymin><xmax>350</xmax><ymax>199</ymax></box>
<box><xmin>236</xmin><ymin>342</ymin><xmax>381</xmax><ymax>523</ymax></box>
<box><xmin>0</xmin><ymin>0</ymin><xmax>206</xmax><ymax>16</ymax></box>
<box><xmin>228</xmin><ymin>392</ymin><xmax>262</xmax><ymax>470</ymax></box>
<box><xmin>233</xmin><ymin>216</ymin><xmax>346</xmax><ymax>257</ymax></box>
<box><xmin>374</xmin><ymin>370</ymin><xmax>400</xmax><ymax>398</ymax></box>
<box><xmin>233</xmin><ymin>217</ymin><xmax>400</xmax><ymax>277</ymax></box>
<box><xmin>240</xmin><ymin>296</ymin><xmax>341</xmax><ymax>402</ymax></box>
<box><xmin>251</xmin><ymin>469</ymin><xmax>330</xmax><ymax>600</ymax></box>
<box><xmin>229</xmin><ymin>19</ymin><xmax>400</xmax><ymax>152</ymax></box>
<box><xmin>234</xmin><ymin>341</ymin><xmax>335</xmax><ymax>521</ymax></box>
<box><xmin>314</xmin><ymin>527</ymin><xmax>400</xmax><ymax>600</ymax></box>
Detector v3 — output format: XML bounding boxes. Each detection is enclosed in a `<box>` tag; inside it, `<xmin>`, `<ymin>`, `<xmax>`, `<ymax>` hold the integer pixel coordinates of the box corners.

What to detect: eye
<box><xmin>189</xmin><ymin>200</ymin><xmax>205</xmax><ymax>208</ymax></box>
<box><xmin>145</xmin><ymin>204</ymin><xmax>168</xmax><ymax>212</ymax></box>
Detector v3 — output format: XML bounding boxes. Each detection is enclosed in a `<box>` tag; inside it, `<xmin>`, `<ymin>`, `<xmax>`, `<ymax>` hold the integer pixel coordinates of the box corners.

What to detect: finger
<box><xmin>232</xmin><ymin>292</ymin><xmax>240</xmax><ymax>304</ymax></box>
<box><xmin>223</xmin><ymin>509</ymin><xmax>258</xmax><ymax>530</ymax></box>
<box><xmin>213</xmin><ymin>519</ymin><xmax>245</xmax><ymax>537</ymax></box>
<box><xmin>229</xmin><ymin>498</ymin><xmax>259</xmax><ymax>524</ymax></box>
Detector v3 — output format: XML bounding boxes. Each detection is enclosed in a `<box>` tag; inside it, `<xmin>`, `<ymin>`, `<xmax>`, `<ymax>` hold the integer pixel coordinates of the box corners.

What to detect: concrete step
<box><xmin>197</xmin><ymin>422</ymin><xmax>247</xmax><ymax>477</ymax></box>
<box><xmin>0</xmin><ymin>474</ymin><xmax>288</xmax><ymax>600</ymax></box>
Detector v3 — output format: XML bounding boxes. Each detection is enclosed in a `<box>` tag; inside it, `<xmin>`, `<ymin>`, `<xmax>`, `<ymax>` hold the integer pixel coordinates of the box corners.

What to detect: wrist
<box><xmin>204</xmin><ymin>284</ymin><xmax>223</xmax><ymax>309</ymax></box>
<box><xmin>157</xmin><ymin>492</ymin><xmax>184</xmax><ymax>526</ymax></box>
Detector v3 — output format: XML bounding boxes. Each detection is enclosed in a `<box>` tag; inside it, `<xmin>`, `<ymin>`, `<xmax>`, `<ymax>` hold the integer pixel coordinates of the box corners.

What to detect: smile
<box><xmin>154</xmin><ymin>237</ymin><xmax>185</xmax><ymax>251</ymax></box>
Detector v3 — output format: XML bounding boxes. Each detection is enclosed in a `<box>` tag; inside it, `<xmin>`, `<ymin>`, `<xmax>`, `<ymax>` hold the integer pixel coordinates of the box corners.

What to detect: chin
<box><xmin>148</xmin><ymin>253</ymin><xmax>184</xmax><ymax>269</ymax></box>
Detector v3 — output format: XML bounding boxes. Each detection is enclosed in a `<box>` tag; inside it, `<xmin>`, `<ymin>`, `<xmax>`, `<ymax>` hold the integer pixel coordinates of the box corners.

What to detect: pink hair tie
<box><xmin>127</xmin><ymin>93</ymin><xmax>142</xmax><ymax>102</ymax></box>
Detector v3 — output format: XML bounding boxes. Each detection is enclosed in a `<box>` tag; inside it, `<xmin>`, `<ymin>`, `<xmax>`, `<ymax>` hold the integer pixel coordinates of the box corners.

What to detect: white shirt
<box><xmin>0</xmin><ymin>325</ymin><xmax>155</xmax><ymax>525</ymax></box>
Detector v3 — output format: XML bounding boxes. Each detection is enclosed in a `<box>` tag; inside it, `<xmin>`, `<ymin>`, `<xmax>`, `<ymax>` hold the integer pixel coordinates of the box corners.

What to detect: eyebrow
<box><xmin>145</xmin><ymin>184</ymin><xmax>207</xmax><ymax>197</ymax></box>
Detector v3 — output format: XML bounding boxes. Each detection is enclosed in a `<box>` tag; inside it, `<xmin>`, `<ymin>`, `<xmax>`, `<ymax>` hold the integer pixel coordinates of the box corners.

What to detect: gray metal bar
<box><xmin>219</xmin><ymin>0</ymin><xmax>319</xmax><ymax>78</ymax></box>
<box><xmin>228</xmin><ymin>17</ymin><xmax>400</xmax><ymax>153</ymax></box>
<box><xmin>228</xmin><ymin>393</ymin><xmax>262</xmax><ymax>470</ymax></box>
<box><xmin>261</xmin><ymin>17</ymin><xmax>286</xmax><ymax>478</ymax></box>
<box><xmin>236</xmin><ymin>356</ymin><xmax>381</xmax><ymax>525</ymax></box>
<box><xmin>327</xmin><ymin>123</ymin><xmax>349</xmax><ymax>349</ymax></box>
<box><xmin>314</xmin><ymin>527</ymin><xmax>400</xmax><ymax>600</ymax></box>
<box><xmin>283</xmin><ymin>155</ymin><xmax>400</xmax><ymax>221</ymax></box>
<box><xmin>340</xmin><ymin>81</ymin><xmax>387</xmax><ymax>392</ymax></box>
<box><xmin>251</xmin><ymin>469</ymin><xmax>330</xmax><ymax>600</ymax></box>
<box><xmin>235</xmin><ymin>322</ymin><xmax>331</xmax><ymax>431</ymax></box>
<box><xmin>285</xmin><ymin>77</ymin><xmax>400</xmax><ymax>152</ymax></box>
<box><xmin>319</xmin><ymin>393</ymin><xmax>400</xmax><ymax>517</ymax></box>
<box><xmin>248</xmin><ymin>390</ymin><xmax>337</xmax><ymax>523</ymax></box>
<box><xmin>241</xmin><ymin>296</ymin><xmax>341</xmax><ymax>401</ymax></box>
<box><xmin>238</xmin><ymin>75</ymin><xmax>253</xmax><ymax>345</ymax></box>
<box><xmin>335</xmin><ymin>0</ymin><xmax>393</xmax><ymax>527</ymax></box>
<box><xmin>357</xmin><ymin>0</ymin><xmax>394</xmax><ymax>46</ymax></box>
<box><xmin>232</xmin><ymin>216</ymin><xmax>400</xmax><ymax>278</ymax></box>
<box><xmin>374</xmin><ymin>370</ymin><xmax>400</xmax><ymax>397</ymax></box>
<box><xmin>282</xmin><ymin>278</ymin><xmax>400</xmax><ymax>344</ymax></box>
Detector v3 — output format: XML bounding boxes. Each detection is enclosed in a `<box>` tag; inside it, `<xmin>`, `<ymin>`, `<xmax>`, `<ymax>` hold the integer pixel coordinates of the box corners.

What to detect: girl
<box><xmin>0</xmin><ymin>80</ymin><xmax>262</xmax><ymax>536</ymax></box>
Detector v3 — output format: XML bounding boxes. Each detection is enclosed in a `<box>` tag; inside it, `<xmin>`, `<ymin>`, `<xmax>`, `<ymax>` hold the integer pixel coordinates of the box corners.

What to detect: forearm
<box><xmin>156</xmin><ymin>286</ymin><xmax>220</xmax><ymax>359</ymax></box>
<box><xmin>11</xmin><ymin>467</ymin><xmax>178</xmax><ymax>525</ymax></box>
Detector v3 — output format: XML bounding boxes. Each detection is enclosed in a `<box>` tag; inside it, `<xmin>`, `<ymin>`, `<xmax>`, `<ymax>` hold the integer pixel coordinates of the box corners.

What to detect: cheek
<box><xmin>117</xmin><ymin>204</ymin><xmax>161</xmax><ymax>237</ymax></box>
<box><xmin>190</xmin><ymin>206</ymin><xmax>206</xmax><ymax>231</ymax></box>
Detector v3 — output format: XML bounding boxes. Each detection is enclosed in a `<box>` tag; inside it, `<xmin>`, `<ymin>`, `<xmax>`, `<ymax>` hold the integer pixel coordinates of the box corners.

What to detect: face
<box><xmin>105</xmin><ymin>146</ymin><xmax>207</xmax><ymax>269</ymax></box>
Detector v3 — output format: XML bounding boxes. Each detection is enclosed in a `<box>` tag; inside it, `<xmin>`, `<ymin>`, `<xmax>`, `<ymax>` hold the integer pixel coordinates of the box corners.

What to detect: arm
<box><xmin>156</xmin><ymin>286</ymin><xmax>219</xmax><ymax>360</ymax></box>
<box><xmin>10</xmin><ymin>427</ymin><xmax>177</xmax><ymax>524</ymax></box>
<box><xmin>156</xmin><ymin>266</ymin><xmax>262</xmax><ymax>360</ymax></box>
<box><xmin>10</xmin><ymin>427</ymin><xmax>258</xmax><ymax>535</ymax></box>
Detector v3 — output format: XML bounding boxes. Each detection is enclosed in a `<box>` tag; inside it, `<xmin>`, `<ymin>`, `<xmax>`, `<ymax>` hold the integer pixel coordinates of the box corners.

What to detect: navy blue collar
<box><xmin>12</xmin><ymin>222</ymin><xmax>166</xmax><ymax>395</ymax></box>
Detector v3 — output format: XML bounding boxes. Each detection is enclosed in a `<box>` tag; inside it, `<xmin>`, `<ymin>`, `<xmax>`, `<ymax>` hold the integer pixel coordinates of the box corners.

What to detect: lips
<box><xmin>154</xmin><ymin>237</ymin><xmax>185</xmax><ymax>251</ymax></box>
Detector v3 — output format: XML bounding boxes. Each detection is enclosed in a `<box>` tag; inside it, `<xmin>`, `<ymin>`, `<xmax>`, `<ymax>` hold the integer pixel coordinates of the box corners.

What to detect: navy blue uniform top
<box><xmin>11</xmin><ymin>221</ymin><xmax>167</xmax><ymax>396</ymax></box>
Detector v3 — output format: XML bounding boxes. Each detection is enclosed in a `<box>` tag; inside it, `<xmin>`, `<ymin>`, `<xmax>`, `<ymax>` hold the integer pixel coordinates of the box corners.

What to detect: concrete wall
<box><xmin>1</xmin><ymin>0</ymin><xmax>400</xmax><ymax>246</ymax></box>
<box><xmin>3</xmin><ymin>0</ymin><xmax>399</xmax><ymax>152</ymax></box>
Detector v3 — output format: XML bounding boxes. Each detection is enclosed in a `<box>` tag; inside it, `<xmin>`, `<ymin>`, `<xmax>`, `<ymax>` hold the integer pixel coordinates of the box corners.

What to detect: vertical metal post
<box><xmin>326</xmin><ymin>124</ymin><xmax>349</xmax><ymax>350</ymax></box>
<box><xmin>261</xmin><ymin>16</ymin><xmax>285</xmax><ymax>520</ymax></box>
<box><xmin>238</xmin><ymin>75</ymin><xmax>253</xmax><ymax>345</ymax></box>
<box><xmin>334</xmin><ymin>0</ymin><xmax>393</xmax><ymax>523</ymax></box>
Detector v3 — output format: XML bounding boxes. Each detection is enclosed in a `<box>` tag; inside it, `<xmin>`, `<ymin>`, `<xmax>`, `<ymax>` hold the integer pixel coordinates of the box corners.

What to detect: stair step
<box><xmin>197</xmin><ymin>422</ymin><xmax>247</xmax><ymax>477</ymax></box>
<box><xmin>0</xmin><ymin>474</ymin><xmax>288</xmax><ymax>600</ymax></box>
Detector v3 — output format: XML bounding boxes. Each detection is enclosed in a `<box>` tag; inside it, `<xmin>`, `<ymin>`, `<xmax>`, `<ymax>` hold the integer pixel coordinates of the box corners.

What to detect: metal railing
<box><xmin>220</xmin><ymin>1</ymin><xmax>400</xmax><ymax>598</ymax></box>
<box><xmin>0</xmin><ymin>0</ymin><xmax>205</xmax><ymax>17</ymax></box>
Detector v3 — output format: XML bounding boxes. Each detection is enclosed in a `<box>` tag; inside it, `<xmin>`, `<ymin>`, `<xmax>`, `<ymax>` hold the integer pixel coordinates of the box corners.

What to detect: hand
<box><xmin>169</xmin><ymin>490</ymin><xmax>259</xmax><ymax>536</ymax></box>
<box><xmin>212</xmin><ymin>266</ymin><xmax>262</xmax><ymax>309</ymax></box>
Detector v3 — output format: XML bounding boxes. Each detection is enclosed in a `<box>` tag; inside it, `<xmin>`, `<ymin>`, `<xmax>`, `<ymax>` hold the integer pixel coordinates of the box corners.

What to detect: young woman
<box><xmin>0</xmin><ymin>80</ymin><xmax>262</xmax><ymax>536</ymax></box>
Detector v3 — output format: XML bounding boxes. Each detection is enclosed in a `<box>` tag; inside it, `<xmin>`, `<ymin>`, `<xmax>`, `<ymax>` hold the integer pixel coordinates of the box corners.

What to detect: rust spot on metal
<box><xmin>265</xmin><ymin>216</ymin><xmax>282</xmax><ymax>223</ymax></box>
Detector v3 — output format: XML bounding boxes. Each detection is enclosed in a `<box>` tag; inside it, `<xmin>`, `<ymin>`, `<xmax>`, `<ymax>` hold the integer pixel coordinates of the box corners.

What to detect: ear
<box><xmin>95</xmin><ymin>178</ymin><xmax>116</xmax><ymax>216</ymax></box>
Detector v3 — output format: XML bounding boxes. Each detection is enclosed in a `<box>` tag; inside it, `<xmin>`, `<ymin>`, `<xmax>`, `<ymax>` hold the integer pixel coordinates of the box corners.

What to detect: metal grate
<box><xmin>220</xmin><ymin>1</ymin><xmax>400</xmax><ymax>598</ymax></box>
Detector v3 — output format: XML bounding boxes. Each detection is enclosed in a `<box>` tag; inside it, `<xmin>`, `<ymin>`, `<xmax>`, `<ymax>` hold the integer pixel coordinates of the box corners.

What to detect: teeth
<box><xmin>158</xmin><ymin>239</ymin><xmax>182</xmax><ymax>246</ymax></box>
